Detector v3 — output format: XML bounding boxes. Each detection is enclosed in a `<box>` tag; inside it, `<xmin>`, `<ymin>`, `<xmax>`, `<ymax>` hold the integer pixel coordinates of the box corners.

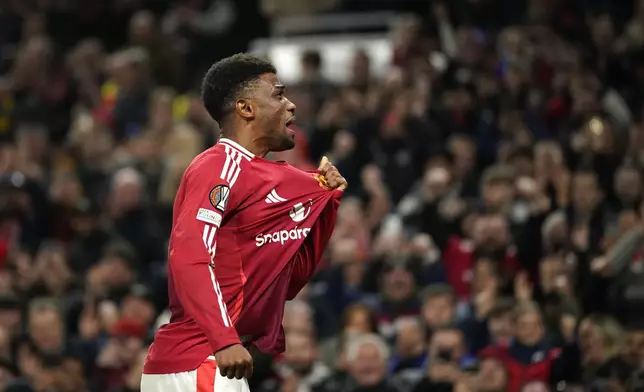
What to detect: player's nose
<box><xmin>285</xmin><ymin>97</ymin><xmax>296</xmax><ymax>114</ymax></box>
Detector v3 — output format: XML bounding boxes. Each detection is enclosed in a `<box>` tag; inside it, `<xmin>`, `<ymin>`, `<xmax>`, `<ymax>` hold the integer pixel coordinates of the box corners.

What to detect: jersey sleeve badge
<box><xmin>209</xmin><ymin>184</ymin><xmax>230</xmax><ymax>212</ymax></box>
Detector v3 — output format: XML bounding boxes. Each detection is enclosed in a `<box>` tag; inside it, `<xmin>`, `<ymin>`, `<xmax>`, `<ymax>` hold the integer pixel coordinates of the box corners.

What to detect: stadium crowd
<box><xmin>1</xmin><ymin>0</ymin><xmax>644</xmax><ymax>391</ymax></box>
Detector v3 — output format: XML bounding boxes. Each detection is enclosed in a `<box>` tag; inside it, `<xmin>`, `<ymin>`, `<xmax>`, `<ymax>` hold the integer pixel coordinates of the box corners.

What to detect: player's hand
<box><xmin>318</xmin><ymin>156</ymin><xmax>347</xmax><ymax>191</ymax></box>
<box><xmin>215</xmin><ymin>344</ymin><xmax>253</xmax><ymax>379</ymax></box>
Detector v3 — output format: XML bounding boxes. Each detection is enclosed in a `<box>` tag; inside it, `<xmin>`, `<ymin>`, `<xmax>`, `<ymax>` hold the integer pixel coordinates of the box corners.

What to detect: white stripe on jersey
<box><xmin>265</xmin><ymin>193</ymin><xmax>280</xmax><ymax>203</ymax></box>
<box><xmin>229</xmin><ymin>152</ymin><xmax>243</xmax><ymax>187</ymax></box>
<box><xmin>219</xmin><ymin>138</ymin><xmax>255</xmax><ymax>160</ymax></box>
<box><xmin>202</xmin><ymin>223</ymin><xmax>230</xmax><ymax>327</ymax></box>
<box><xmin>270</xmin><ymin>189</ymin><xmax>288</xmax><ymax>202</ymax></box>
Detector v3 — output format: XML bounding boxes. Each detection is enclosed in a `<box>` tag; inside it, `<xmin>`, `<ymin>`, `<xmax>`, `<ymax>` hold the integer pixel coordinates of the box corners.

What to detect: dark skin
<box><xmin>223</xmin><ymin>72</ymin><xmax>297</xmax><ymax>157</ymax></box>
<box><xmin>214</xmin><ymin>73</ymin><xmax>346</xmax><ymax>380</ymax></box>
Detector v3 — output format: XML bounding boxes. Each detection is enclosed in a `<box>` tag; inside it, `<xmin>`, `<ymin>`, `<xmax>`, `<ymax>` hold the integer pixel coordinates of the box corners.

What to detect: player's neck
<box><xmin>219</xmin><ymin>133</ymin><xmax>269</xmax><ymax>157</ymax></box>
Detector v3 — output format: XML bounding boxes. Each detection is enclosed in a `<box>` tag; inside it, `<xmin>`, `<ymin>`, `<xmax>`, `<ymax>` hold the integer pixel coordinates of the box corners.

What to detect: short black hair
<box><xmin>201</xmin><ymin>53</ymin><xmax>277</xmax><ymax>123</ymax></box>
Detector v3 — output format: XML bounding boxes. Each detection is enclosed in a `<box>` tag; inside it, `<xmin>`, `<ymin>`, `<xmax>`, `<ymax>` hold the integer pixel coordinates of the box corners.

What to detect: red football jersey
<box><xmin>144</xmin><ymin>138</ymin><xmax>341</xmax><ymax>374</ymax></box>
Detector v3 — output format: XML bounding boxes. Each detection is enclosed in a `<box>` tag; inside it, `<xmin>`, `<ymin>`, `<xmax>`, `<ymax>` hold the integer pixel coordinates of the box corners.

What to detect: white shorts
<box><xmin>141</xmin><ymin>356</ymin><xmax>250</xmax><ymax>392</ymax></box>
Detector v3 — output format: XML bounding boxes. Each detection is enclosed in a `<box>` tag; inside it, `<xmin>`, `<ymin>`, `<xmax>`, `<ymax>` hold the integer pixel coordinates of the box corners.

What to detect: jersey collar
<box><xmin>219</xmin><ymin>138</ymin><xmax>255</xmax><ymax>159</ymax></box>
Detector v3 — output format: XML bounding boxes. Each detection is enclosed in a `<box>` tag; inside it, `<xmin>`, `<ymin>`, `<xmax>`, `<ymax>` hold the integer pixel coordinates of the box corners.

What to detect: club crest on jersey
<box><xmin>289</xmin><ymin>199</ymin><xmax>313</xmax><ymax>222</ymax></box>
<box><xmin>209</xmin><ymin>185</ymin><xmax>230</xmax><ymax>212</ymax></box>
<box><xmin>313</xmin><ymin>173</ymin><xmax>330</xmax><ymax>190</ymax></box>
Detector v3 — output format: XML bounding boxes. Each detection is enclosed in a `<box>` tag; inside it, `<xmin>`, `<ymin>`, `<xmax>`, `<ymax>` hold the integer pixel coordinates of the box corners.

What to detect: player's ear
<box><xmin>235</xmin><ymin>98</ymin><xmax>255</xmax><ymax>120</ymax></box>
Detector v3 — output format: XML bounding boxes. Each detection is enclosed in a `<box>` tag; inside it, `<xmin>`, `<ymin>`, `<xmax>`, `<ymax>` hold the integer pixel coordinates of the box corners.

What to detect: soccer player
<box><xmin>141</xmin><ymin>54</ymin><xmax>347</xmax><ymax>392</ymax></box>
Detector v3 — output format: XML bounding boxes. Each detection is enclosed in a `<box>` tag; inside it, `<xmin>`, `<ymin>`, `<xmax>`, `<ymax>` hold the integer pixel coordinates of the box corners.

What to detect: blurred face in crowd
<box><xmin>10</xmin><ymin>251</ymin><xmax>36</xmax><ymax>293</ymax></box>
<box><xmin>482</xmin><ymin>180</ymin><xmax>514</xmax><ymax>212</ymax></box>
<box><xmin>543</xmin><ymin>213</ymin><xmax>568</xmax><ymax>251</ymax></box>
<box><xmin>539</xmin><ymin>256</ymin><xmax>565</xmax><ymax>294</ymax></box>
<box><xmin>591</xmin><ymin>15</ymin><xmax>615</xmax><ymax>50</ymax></box>
<box><xmin>442</xmin><ymin>88</ymin><xmax>473</xmax><ymax>112</ymax></box>
<box><xmin>121</xmin><ymin>295</ymin><xmax>156</xmax><ymax>328</ymax></box>
<box><xmin>571</xmin><ymin>172</ymin><xmax>601</xmax><ymax>214</ymax></box>
<box><xmin>422</xmin><ymin>293</ymin><xmax>455</xmax><ymax>329</ymax></box>
<box><xmin>109</xmin><ymin>170</ymin><xmax>143</xmax><ymax>215</ymax></box>
<box><xmin>36</xmin><ymin>246</ymin><xmax>73</xmax><ymax>295</ymax></box>
<box><xmin>129</xmin><ymin>11</ymin><xmax>156</xmax><ymax>45</ymax></box>
<box><xmin>503</xmin><ymin>68</ymin><xmax>525</xmax><ymax>94</ymax></box>
<box><xmin>110</xmin><ymin>50</ymin><xmax>148</xmax><ymax>92</ymax></box>
<box><xmin>16</xmin><ymin>341</ymin><xmax>39</xmax><ymax>379</ymax></box>
<box><xmin>29</xmin><ymin>308</ymin><xmax>64</xmax><ymax>353</ymax></box>
<box><xmin>614</xmin><ymin>167</ymin><xmax>642</xmax><ymax>204</ymax></box>
<box><xmin>79</xmin><ymin>127</ymin><xmax>114</xmax><ymax>166</ymax></box>
<box><xmin>535</xmin><ymin>142</ymin><xmax>563</xmax><ymax>175</ymax></box>
<box><xmin>521</xmin><ymin>381</ymin><xmax>550</xmax><ymax>392</ymax></box>
<box><xmin>149</xmin><ymin>90</ymin><xmax>175</xmax><ymax>131</ymax></box>
<box><xmin>514</xmin><ymin>310</ymin><xmax>544</xmax><ymax>346</ymax></box>
<box><xmin>35</xmin><ymin>358</ymin><xmax>86</xmax><ymax>392</ymax></box>
<box><xmin>113</xmin><ymin>335</ymin><xmax>145</xmax><ymax>365</ymax></box>
<box><xmin>474</xmin><ymin>358</ymin><xmax>508</xmax><ymax>392</ymax></box>
<box><xmin>351</xmin><ymin>50</ymin><xmax>370</xmax><ymax>85</ymax></box>
<box><xmin>489</xmin><ymin>312</ymin><xmax>514</xmax><ymax>347</ymax></box>
<box><xmin>282</xmin><ymin>301</ymin><xmax>314</xmax><ymax>336</ymax></box>
<box><xmin>448</xmin><ymin>136</ymin><xmax>475</xmax><ymax>179</ymax></box>
<box><xmin>50</xmin><ymin>175</ymin><xmax>82</xmax><ymax>207</ymax></box>
<box><xmin>284</xmin><ymin>332</ymin><xmax>317</xmax><ymax>375</ymax></box>
<box><xmin>476</xmin><ymin>73</ymin><xmax>500</xmax><ymax>101</ymax></box>
<box><xmin>100</xmin><ymin>256</ymin><xmax>134</xmax><ymax>289</ymax></box>
<box><xmin>617</xmin><ymin>209</ymin><xmax>639</xmax><ymax>234</ymax></box>
<box><xmin>16</xmin><ymin>125</ymin><xmax>48</xmax><ymax>163</ymax></box>
<box><xmin>71</xmin><ymin>38</ymin><xmax>104</xmax><ymax>74</ymax></box>
<box><xmin>331</xmin><ymin>238</ymin><xmax>360</xmax><ymax>264</ymax></box>
<box><xmin>348</xmin><ymin>342</ymin><xmax>387</xmax><ymax>386</ymax></box>
<box><xmin>422</xmin><ymin>167</ymin><xmax>452</xmax><ymax>200</ymax></box>
<box><xmin>578</xmin><ymin>319</ymin><xmax>616</xmax><ymax>366</ymax></box>
<box><xmin>472</xmin><ymin>259</ymin><xmax>499</xmax><ymax>295</ymax></box>
<box><xmin>509</xmin><ymin>153</ymin><xmax>534</xmax><ymax>177</ymax></box>
<box><xmin>429</xmin><ymin>329</ymin><xmax>465</xmax><ymax>363</ymax></box>
<box><xmin>14</xmin><ymin>36</ymin><xmax>52</xmax><ymax>80</ymax></box>
<box><xmin>0</xmin><ymin>307</ymin><xmax>21</xmax><ymax>336</ymax></box>
<box><xmin>623</xmin><ymin>331</ymin><xmax>644</xmax><ymax>366</ymax></box>
<box><xmin>58</xmin><ymin>358</ymin><xmax>86</xmax><ymax>392</ymax></box>
<box><xmin>343</xmin><ymin>305</ymin><xmax>374</xmax><ymax>334</ymax></box>
<box><xmin>472</xmin><ymin>215</ymin><xmax>510</xmax><ymax>251</ymax></box>
<box><xmin>395</xmin><ymin>319</ymin><xmax>426</xmax><ymax>359</ymax></box>
<box><xmin>382</xmin><ymin>267</ymin><xmax>415</xmax><ymax>302</ymax></box>
<box><xmin>71</xmin><ymin>212</ymin><xmax>99</xmax><ymax>237</ymax></box>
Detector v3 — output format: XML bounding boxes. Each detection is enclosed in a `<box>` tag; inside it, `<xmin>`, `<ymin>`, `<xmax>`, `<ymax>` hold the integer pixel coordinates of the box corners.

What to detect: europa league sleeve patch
<box><xmin>209</xmin><ymin>185</ymin><xmax>230</xmax><ymax>212</ymax></box>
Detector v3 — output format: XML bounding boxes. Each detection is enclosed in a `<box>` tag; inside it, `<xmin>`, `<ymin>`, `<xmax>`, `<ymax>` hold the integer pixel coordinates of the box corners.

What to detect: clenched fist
<box><xmin>215</xmin><ymin>344</ymin><xmax>253</xmax><ymax>379</ymax></box>
<box><xmin>318</xmin><ymin>156</ymin><xmax>348</xmax><ymax>191</ymax></box>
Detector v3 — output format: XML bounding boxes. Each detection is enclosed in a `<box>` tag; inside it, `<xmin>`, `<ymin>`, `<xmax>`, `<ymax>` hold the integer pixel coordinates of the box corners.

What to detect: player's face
<box><xmin>255</xmin><ymin>73</ymin><xmax>297</xmax><ymax>152</ymax></box>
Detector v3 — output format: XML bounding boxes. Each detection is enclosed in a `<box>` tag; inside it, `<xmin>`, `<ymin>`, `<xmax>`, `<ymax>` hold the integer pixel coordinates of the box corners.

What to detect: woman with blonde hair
<box><xmin>578</xmin><ymin>314</ymin><xmax>632</xmax><ymax>383</ymax></box>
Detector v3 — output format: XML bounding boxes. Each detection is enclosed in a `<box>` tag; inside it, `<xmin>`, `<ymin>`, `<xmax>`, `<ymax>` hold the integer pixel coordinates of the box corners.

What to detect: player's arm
<box><xmin>172</xmin><ymin>163</ymin><xmax>240</xmax><ymax>351</ymax></box>
<box><xmin>171</xmin><ymin>155</ymin><xmax>252</xmax><ymax>379</ymax></box>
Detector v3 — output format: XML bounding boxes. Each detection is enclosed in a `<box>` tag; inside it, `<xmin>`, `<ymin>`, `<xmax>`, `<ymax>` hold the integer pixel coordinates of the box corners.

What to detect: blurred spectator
<box><xmin>344</xmin><ymin>333</ymin><xmax>401</xmax><ymax>392</ymax></box>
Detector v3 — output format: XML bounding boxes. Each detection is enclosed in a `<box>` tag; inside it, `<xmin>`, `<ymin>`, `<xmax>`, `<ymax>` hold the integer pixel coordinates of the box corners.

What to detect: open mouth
<box><xmin>285</xmin><ymin>116</ymin><xmax>296</xmax><ymax>126</ymax></box>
